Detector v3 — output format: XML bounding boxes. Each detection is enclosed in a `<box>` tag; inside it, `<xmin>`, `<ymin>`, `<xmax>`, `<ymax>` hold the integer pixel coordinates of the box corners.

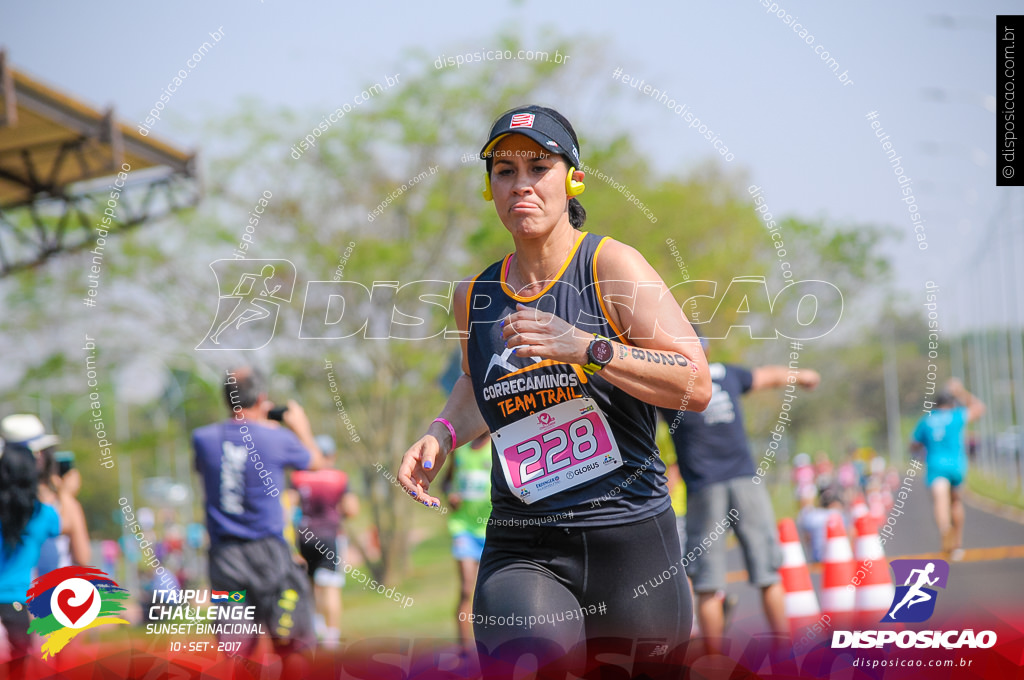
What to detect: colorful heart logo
<box><xmin>56</xmin><ymin>588</ymin><xmax>95</xmax><ymax>626</ymax></box>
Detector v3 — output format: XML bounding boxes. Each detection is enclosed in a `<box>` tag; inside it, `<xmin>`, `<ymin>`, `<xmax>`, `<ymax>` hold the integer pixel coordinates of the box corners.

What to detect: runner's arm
<box><xmin>751</xmin><ymin>366</ymin><xmax>820</xmax><ymax>391</ymax></box>
<box><xmin>946</xmin><ymin>378</ymin><xmax>985</xmax><ymax>423</ymax></box>
<box><xmin>503</xmin><ymin>240</ymin><xmax>710</xmax><ymax>411</ymax></box>
<box><xmin>282</xmin><ymin>400</ymin><xmax>327</xmax><ymax>470</ymax></box>
<box><xmin>398</xmin><ymin>278</ymin><xmax>489</xmax><ymax>507</ymax></box>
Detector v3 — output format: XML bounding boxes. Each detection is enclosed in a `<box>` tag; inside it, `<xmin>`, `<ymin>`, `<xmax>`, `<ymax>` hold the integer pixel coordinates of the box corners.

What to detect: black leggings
<box><xmin>0</xmin><ymin>603</ymin><xmax>30</xmax><ymax>656</ymax></box>
<box><xmin>473</xmin><ymin>507</ymin><xmax>691</xmax><ymax>656</ymax></box>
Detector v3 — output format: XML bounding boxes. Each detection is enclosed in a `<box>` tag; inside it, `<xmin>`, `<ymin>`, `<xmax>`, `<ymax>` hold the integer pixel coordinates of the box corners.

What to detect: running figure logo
<box><xmin>197</xmin><ymin>259</ymin><xmax>296</xmax><ymax>350</ymax></box>
<box><xmin>884</xmin><ymin>559</ymin><xmax>950</xmax><ymax>623</ymax></box>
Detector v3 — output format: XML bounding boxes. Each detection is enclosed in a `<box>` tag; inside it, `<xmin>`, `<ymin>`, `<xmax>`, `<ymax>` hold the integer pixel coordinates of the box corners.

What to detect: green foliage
<box><xmin>968</xmin><ymin>469</ymin><xmax>1024</xmax><ymax>511</ymax></box>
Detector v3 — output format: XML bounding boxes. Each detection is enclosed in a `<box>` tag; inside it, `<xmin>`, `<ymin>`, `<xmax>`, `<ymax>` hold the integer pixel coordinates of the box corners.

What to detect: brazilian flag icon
<box><xmin>229</xmin><ymin>591</ymin><xmax>246</xmax><ymax>602</ymax></box>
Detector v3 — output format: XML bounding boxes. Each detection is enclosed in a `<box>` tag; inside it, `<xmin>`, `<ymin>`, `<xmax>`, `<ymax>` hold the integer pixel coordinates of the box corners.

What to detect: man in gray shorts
<box><xmin>659</xmin><ymin>340</ymin><xmax>819</xmax><ymax>649</ymax></box>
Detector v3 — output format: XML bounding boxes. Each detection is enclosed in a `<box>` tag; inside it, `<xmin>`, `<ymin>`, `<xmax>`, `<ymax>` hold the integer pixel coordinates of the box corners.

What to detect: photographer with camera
<box><xmin>191</xmin><ymin>366</ymin><xmax>325</xmax><ymax>662</ymax></box>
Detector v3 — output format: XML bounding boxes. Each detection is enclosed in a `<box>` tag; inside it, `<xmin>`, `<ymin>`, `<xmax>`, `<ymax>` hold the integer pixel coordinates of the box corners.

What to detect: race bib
<box><xmin>491</xmin><ymin>398</ymin><xmax>622</xmax><ymax>504</ymax></box>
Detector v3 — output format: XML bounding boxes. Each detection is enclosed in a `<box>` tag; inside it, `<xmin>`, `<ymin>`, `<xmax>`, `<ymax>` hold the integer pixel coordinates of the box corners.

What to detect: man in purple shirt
<box><xmin>192</xmin><ymin>366</ymin><xmax>325</xmax><ymax>659</ymax></box>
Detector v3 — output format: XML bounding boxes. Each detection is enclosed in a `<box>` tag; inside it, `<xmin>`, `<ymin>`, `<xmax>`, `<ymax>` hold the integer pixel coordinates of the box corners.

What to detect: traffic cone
<box><xmin>820</xmin><ymin>512</ymin><xmax>856</xmax><ymax>629</ymax></box>
<box><xmin>868</xmin><ymin>492</ymin><xmax>886</xmax><ymax>525</ymax></box>
<box><xmin>778</xmin><ymin>518</ymin><xmax>821</xmax><ymax>639</ymax></box>
<box><xmin>852</xmin><ymin>514</ymin><xmax>895</xmax><ymax>628</ymax></box>
<box><xmin>850</xmin><ymin>494</ymin><xmax>869</xmax><ymax>521</ymax></box>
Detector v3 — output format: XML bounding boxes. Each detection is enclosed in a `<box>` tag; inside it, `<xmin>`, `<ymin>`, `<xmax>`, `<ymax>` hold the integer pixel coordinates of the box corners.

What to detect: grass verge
<box><xmin>967</xmin><ymin>468</ymin><xmax>1024</xmax><ymax>512</ymax></box>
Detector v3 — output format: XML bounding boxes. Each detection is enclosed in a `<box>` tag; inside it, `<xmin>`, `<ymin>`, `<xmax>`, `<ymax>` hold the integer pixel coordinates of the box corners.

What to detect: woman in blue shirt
<box><xmin>0</xmin><ymin>445</ymin><xmax>61</xmax><ymax>660</ymax></box>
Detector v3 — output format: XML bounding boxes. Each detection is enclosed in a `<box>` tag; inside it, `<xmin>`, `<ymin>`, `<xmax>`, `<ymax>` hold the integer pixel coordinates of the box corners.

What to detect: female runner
<box><xmin>398</xmin><ymin>105</ymin><xmax>709</xmax><ymax>658</ymax></box>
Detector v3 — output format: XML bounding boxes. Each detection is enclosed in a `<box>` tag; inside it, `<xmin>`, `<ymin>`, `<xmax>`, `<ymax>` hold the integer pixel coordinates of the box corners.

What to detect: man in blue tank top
<box><xmin>911</xmin><ymin>378</ymin><xmax>984</xmax><ymax>561</ymax></box>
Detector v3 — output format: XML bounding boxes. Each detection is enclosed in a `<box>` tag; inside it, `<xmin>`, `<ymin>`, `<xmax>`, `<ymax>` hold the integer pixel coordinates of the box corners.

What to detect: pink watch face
<box><xmin>591</xmin><ymin>339</ymin><xmax>613</xmax><ymax>364</ymax></box>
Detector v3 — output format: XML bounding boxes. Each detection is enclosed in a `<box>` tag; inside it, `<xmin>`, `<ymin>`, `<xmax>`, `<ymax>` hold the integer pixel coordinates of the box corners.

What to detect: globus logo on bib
<box><xmin>566</xmin><ymin>461</ymin><xmax>600</xmax><ymax>479</ymax></box>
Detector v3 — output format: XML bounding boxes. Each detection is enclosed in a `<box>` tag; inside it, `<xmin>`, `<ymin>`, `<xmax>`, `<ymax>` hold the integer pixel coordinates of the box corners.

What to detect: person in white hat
<box><xmin>0</xmin><ymin>415</ymin><xmax>91</xmax><ymax>570</ymax></box>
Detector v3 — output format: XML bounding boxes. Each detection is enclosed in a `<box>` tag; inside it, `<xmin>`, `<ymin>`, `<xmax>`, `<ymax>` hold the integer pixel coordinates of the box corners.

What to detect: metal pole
<box><xmin>978</xmin><ymin>283</ymin><xmax>996</xmax><ymax>478</ymax></box>
<box><xmin>1007</xmin><ymin>189</ymin><xmax>1024</xmax><ymax>489</ymax></box>
<box><xmin>883</xmin><ymin>325</ymin><xmax>903</xmax><ymax>465</ymax></box>
<box><xmin>995</xmin><ymin>213</ymin><xmax>1013</xmax><ymax>482</ymax></box>
<box><xmin>970</xmin><ymin>328</ymin><xmax>993</xmax><ymax>476</ymax></box>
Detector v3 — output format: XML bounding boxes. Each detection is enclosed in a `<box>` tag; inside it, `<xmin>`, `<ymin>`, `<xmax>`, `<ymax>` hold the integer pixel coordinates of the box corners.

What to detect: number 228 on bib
<box><xmin>491</xmin><ymin>398</ymin><xmax>623</xmax><ymax>504</ymax></box>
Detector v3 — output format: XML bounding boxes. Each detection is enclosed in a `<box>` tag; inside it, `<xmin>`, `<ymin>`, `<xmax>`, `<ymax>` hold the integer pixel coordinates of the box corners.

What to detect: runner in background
<box><xmin>658</xmin><ymin>340</ymin><xmax>820</xmax><ymax>652</ymax></box>
<box><xmin>292</xmin><ymin>436</ymin><xmax>358</xmax><ymax>649</ymax></box>
<box><xmin>796</xmin><ymin>486</ymin><xmax>844</xmax><ymax>563</ymax></box>
<box><xmin>440</xmin><ymin>433</ymin><xmax>492</xmax><ymax>655</ymax></box>
<box><xmin>910</xmin><ymin>378</ymin><xmax>985</xmax><ymax>561</ymax></box>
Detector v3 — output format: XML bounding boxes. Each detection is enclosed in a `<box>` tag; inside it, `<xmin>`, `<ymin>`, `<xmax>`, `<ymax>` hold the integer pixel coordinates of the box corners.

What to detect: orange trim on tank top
<box><xmin>592</xmin><ymin>236</ymin><xmax>629</xmax><ymax>343</ymax></box>
<box><xmin>500</xmin><ymin>231</ymin><xmax>587</xmax><ymax>302</ymax></box>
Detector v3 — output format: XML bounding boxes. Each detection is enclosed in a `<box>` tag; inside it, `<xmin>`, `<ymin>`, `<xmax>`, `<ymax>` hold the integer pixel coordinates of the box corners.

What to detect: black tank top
<box><xmin>466</xmin><ymin>231</ymin><xmax>670</xmax><ymax>526</ymax></box>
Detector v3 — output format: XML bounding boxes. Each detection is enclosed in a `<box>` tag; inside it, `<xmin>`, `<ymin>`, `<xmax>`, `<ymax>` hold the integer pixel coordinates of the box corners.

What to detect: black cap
<box><xmin>480</xmin><ymin>109</ymin><xmax>581</xmax><ymax>169</ymax></box>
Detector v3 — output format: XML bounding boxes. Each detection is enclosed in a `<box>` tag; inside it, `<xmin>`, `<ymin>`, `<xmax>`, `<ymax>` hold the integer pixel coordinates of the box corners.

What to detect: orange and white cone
<box><xmin>868</xmin><ymin>493</ymin><xmax>886</xmax><ymax>525</ymax></box>
<box><xmin>850</xmin><ymin>494</ymin><xmax>869</xmax><ymax>521</ymax></box>
<box><xmin>778</xmin><ymin>518</ymin><xmax>821</xmax><ymax>639</ymax></box>
<box><xmin>852</xmin><ymin>514</ymin><xmax>895</xmax><ymax>628</ymax></box>
<box><xmin>820</xmin><ymin>511</ymin><xmax>856</xmax><ymax>630</ymax></box>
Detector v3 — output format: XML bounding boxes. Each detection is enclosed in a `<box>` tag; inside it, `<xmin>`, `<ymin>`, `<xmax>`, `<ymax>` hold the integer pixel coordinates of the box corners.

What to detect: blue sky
<box><xmin>3</xmin><ymin>0</ymin><xmax>1016</xmax><ymax>332</ymax></box>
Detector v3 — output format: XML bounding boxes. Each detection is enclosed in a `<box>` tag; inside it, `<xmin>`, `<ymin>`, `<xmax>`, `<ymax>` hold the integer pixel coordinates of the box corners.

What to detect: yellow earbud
<box><xmin>485</xmin><ymin>167</ymin><xmax>584</xmax><ymax>201</ymax></box>
<box><xmin>566</xmin><ymin>167</ymin><xmax>586</xmax><ymax>197</ymax></box>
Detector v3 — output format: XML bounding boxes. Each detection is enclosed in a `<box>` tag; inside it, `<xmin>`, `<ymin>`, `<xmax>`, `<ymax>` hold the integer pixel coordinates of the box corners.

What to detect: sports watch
<box><xmin>583</xmin><ymin>335</ymin><xmax>614</xmax><ymax>375</ymax></box>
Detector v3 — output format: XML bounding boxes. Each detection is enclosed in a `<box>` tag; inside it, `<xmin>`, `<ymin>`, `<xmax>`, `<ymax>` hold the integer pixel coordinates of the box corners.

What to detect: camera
<box><xmin>268</xmin><ymin>405</ymin><xmax>289</xmax><ymax>422</ymax></box>
<box><xmin>56</xmin><ymin>451</ymin><xmax>75</xmax><ymax>477</ymax></box>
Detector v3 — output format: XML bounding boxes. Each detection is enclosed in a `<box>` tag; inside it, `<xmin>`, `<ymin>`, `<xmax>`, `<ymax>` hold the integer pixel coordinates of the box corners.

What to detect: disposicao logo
<box><xmin>26</xmin><ymin>566</ymin><xmax>129</xmax><ymax>658</ymax></box>
<box><xmin>885</xmin><ymin>559</ymin><xmax>949</xmax><ymax>623</ymax></box>
<box><xmin>832</xmin><ymin>559</ymin><xmax>997</xmax><ymax>649</ymax></box>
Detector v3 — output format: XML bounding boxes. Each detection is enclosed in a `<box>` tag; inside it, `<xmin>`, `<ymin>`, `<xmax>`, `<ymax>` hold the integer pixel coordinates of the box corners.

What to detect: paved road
<box><xmin>714</xmin><ymin>475</ymin><xmax>1024</xmax><ymax>640</ymax></box>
